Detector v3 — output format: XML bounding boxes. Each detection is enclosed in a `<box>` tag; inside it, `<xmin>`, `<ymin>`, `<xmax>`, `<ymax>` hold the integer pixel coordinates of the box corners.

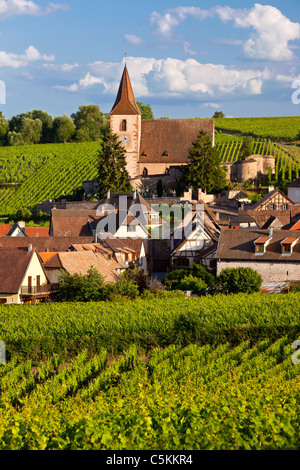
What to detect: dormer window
<box><xmin>121</xmin><ymin>120</ymin><xmax>127</xmax><ymax>132</ymax></box>
<box><xmin>281</xmin><ymin>238</ymin><xmax>299</xmax><ymax>255</ymax></box>
<box><xmin>254</xmin><ymin>236</ymin><xmax>272</xmax><ymax>255</ymax></box>
<box><xmin>162</xmin><ymin>150</ymin><xmax>168</xmax><ymax>157</ymax></box>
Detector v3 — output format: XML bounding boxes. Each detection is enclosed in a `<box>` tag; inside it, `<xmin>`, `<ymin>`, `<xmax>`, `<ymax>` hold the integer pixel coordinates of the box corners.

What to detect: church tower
<box><xmin>110</xmin><ymin>64</ymin><xmax>141</xmax><ymax>179</ymax></box>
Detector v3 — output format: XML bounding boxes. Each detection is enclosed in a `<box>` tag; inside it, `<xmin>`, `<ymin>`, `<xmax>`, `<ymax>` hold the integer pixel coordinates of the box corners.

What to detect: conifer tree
<box><xmin>183</xmin><ymin>131</ymin><xmax>227</xmax><ymax>193</ymax></box>
<box><xmin>97</xmin><ymin>128</ymin><xmax>132</xmax><ymax>198</ymax></box>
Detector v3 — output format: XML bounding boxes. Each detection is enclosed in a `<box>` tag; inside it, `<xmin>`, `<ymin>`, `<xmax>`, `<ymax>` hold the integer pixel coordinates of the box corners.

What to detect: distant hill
<box><xmin>0</xmin><ymin>142</ymin><xmax>100</xmax><ymax>218</ymax></box>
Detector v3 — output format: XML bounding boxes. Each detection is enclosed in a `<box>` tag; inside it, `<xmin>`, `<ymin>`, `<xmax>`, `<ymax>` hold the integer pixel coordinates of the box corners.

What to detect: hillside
<box><xmin>0</xmin><ymin>142</ymin><xmax>100</xmax><ymax>217</ymax></box>
<box><xmin>1</xmin><ymin>117</ymin><xmax>300</xmax><ymax>218</ymax></box>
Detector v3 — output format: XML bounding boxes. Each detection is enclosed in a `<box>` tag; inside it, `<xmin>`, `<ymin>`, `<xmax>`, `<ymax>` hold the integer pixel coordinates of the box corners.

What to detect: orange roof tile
<box><xmin>0</xmin><ymin>224</ymin><xmax>12</xmax><ymax>236</ymax></box>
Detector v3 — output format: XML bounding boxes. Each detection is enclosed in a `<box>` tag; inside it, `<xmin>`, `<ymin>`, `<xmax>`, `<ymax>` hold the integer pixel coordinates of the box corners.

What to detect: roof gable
<box><xmin>0</xmin><ymin>248</ymin><xmax>34</xmax><ymax>294</ymax></box>
<box><xmin>110</xmin><ymin>65</ymin><xmax>141</xmax><ymax>116</ymax></box>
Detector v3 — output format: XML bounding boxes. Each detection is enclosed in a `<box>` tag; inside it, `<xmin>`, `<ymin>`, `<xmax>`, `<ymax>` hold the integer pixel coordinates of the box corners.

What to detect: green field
<box><xmin>1</xmin><ymin>293</ymin><xmax>300</xmax><ymax>450</ymax></box>
<box><xmin>0</xmin><ymin>142</ymin><xmax>100</xmax><ymax>217</ymax></box>
<box><xmin>215</xmin><ymin>116</ymin><xmax>300</xmax><ymax>141</ymax></box>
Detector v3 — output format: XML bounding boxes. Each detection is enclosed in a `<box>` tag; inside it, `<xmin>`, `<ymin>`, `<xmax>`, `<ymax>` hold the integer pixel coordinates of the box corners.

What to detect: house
<box><xmin>42</xmin><ymin>250</ymin><xmax>121</xmax><ymax>285</ymax></box>
<box><xmin>0</xmin><ymin>247</ymin><xmax>51</xmax><ymax>304</ymax></box>
<box><xmin>240</xmin><ymin>189</ymin><xmax>299</xmax><ymax>229</ymax></box>
<box><xmin>216</xmin><ymin>227</ymin><xmax>300</xmax><ymax>286</ymax></box>
<box><xmin>170</xmin><ymin>201</ymin><xmax>221</xmax><ymax>270</ymax></box>
<box><xmin>287</xmin><ymin>178</ymin><xmax>300</xmax><ymax>203</ymax></box>
<box><xmin>110</xmin><ymin>64</ymin><xmax>214</xmax><ymax>179</ymax></box>
<box><xmin>7</xmin><ymin>221</ymin><xmax>50</xmax><ymax>237</ymax></box>
<box><xmin>96</xmin><ymin>235</ymin><xmax>147</xmax><ymax>273</ymax></box>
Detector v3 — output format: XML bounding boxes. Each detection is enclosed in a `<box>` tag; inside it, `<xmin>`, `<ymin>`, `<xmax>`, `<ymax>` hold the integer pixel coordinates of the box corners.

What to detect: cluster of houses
<box><xmin>2</xmin><ymin>64</ymin><xmax>300</xmax><ymax>302</ymax></box>
<box><xmin>2</xmin><ymin>182</ymin><xmax>300</xmax><ymax>303</ymax></box>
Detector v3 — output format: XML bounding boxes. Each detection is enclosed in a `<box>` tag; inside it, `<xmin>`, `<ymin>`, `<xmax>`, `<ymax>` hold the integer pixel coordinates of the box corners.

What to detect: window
<box><xmin>256</xmin><ymin>244</ymin><xmax>264</xmax><ymax>253</ymax></box>
<box><xmin>282</xmin><ymin>204</ymin><xmax>289</xmax><ymax>210</ymax></box>
<box><xmin>269</xmin><ymin>204</ymin><xmax>276</xmax><ymax>210</ymax></box>
<box><xmin>282</xmin><ymin>244</ymin><xmax>291</xmax><ymax>253</ymax></box>
<box><xmin>121</xmin><ymin>120</ymin><xmax>127</xmax><ymax>131</ymax></box>
<box><xmin>128</xmin><ymin>225</ymin><xmax>136</xmax><ymax>232</ymax></box>
<box><xmin>108</xmin><ymin>253</ymin><xmax>112</xmax><ymax>260</ymax></box>
<box><xmin>142</xmin><ymin>168</ymin><xmax>148</xmax><ymax>177</ymax></box>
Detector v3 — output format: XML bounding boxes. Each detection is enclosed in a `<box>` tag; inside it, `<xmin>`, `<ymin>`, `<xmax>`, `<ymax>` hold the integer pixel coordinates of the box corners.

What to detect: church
<box><xmin>110</xmin><ymin>64</ymin><xmax>215</xmax><ymax>180</ymax></box>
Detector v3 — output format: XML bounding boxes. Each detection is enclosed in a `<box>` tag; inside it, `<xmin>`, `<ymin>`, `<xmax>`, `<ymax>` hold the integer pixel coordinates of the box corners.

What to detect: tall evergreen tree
<box><xmin>97</xmin><ymin>128</ymin><xmax>132</xmax><ymax>198</ymax></box>
<box><xmin>183</xmin><ymin>131</ymin><xmax>227</xmax><ymax>193</ymax></box>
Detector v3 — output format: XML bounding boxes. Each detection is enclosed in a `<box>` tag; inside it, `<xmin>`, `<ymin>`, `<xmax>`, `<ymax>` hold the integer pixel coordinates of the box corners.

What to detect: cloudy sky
<box><xmin>0</xmin><ymin>0</ymin><xmax>300</xmax><ymax>119</ymax></box>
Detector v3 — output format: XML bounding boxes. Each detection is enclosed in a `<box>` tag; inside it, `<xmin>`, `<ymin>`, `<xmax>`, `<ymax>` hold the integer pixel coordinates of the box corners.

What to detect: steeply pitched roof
<box><xmin>50</xmin><ymin>210</ymin><xmax>101</xmax><ymax>237</ymax></box>
<box><xmin>110</xmin><ymin>65</ymin><xmax>141</xmax><ymax>116</ymax></box>
<box><xmin>216</xmin><ymin>228</ymin><xmax>300</xmax><ymax>261</ymax></box>
<box><xmin>0</xmin><ymin>248</ymin><xmax>33</xmax><ymax>294</ymax></box>
<box><xmin>0</xmin><ymin>224</ymin><xmax>12</xmax><ymax>236</ymax></box>
<box><xmin>249</xmin><ymin>189</ymin><xmax>295</xmax><ymax>211</ymax></box>
<box><xmin>139</xmin><ymin>119</ymin><xmax>214</xmax><ymax>164</ymax></box>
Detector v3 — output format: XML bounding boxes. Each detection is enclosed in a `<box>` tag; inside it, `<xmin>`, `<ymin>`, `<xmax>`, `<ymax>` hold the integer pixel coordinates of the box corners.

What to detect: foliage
<box><xmin>16</xmin><ymin>207</ymin><xmax>32</xmax><ymax>222</ymax></box>
<box><xmin>183</xmin><ymin>131</ymin><xmax>227</xmax><ymax>193</ymax></box>
<box><xmin>97</xmin><ymin>128</ymin><xmax>132</xmax><ymax>199</ymax></box>
<box><xmin>212</xmin><ymin>111</ymin><xmax>225</xmax><ymax>118</ymax></box>
<box><xmin>163</xmin><ymin>263</ymin><xmax>215</xmax><ymax>290</ymax></box>
<box><xmin>216</xmin><ymin>267</ymin><xmax>262</xmax><ymax>294</ymax></box>
<box><xmin>56</xmin><ymin>266</ymin><xmax>108</xmax><ymax>303</ymax></box>
<box><xmin>109</xmin><ymin>276</ymin><xmax>139</xmax><ymax>300</ymax></box>
<box><xmin>52</xmin><ymin>114</ymin><xmax>76</xmax><ymax>143</ymax></box>
<box><xmin>71</xmin><ymin>105</ymin><xmax>108</xmax><ymax>142</ymax></box>
<box><xmin>177</xmin><ymin>274</ymin><xmax>207</xmax><ymax>293</ymax></box>
<box><xmin>239</xmin><ymin>136</ymin><xmax>254</xmax><ymax>160</ymax></box>
<box><xmin>136</xmin><ymin>101</ymin><xmax>154</xmax><ymax>120</ymax></box>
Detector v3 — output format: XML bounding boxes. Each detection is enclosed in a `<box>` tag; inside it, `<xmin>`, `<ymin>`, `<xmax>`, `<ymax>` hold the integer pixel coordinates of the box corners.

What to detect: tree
<box><xmin>177</xmin><ymin>275</ymin><xmax>207</xmax><ymax>293</ymax></box>
<box><xmin>52</xmin><ymin>114</ymin><xmax>76</xmax><ymax>143</ymax></box>
<box><xmin>183</xmin><ymin>131</ymin><xmax>227</xmax><ymax>193</ymax></box>
<box><xmin>239</xmin><ymin>137</ymin><xmax>254</xmax><ymax>161</ymax></box>
<box><xmin>163</xmin><ymin>263</ymin><xmax>215</xmax><ymax>290</ymax></box>
<box><xmin>212</xmin><ymin>111</ymin><xmax>225</xmax><ymax>118</ymax></box>
<box><xmin>8</xmin><ymin>115</ymin><xmax>43</xmax><ymax>145</ymax></box>
<box><xmin>97</xmin><ymin>127</ymin><xmax>132</xmax><ymax>198</ymax></box>
<box><xmin>0</xmin><ymin>112</ymin><xmax>9</xmax><ymax>144</ymax></box>
<box><xmin>137</xmin><ymin>101</ymin><xmax>154</xmax><ymax>120</ymax></box>
<box><xmin>71</xmin><ymin>104</ymin><xmax>108</xmax><ymax>142</ymax></box>
<box><xmin>25</xmin><ymin>110</ymin><xmax>53</xmax><ymax>143</ymax></box>
<box><xmin>156</xmin><ymin>179</ymin><xmax>163</xmax><ymax>197</ymax></box>
<box><xmin>56</xmin><ymin>266</ymin><xmax>108</xmax><ymax>302</ymax></box>
<box><xmin>216</xmin><ymin>267</ymin><xmax>262</xmax><ymax>294</ymax></box>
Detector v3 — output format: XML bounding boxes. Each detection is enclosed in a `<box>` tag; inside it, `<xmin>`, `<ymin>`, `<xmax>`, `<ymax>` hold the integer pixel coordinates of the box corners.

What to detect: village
<box><xmin>1</xmin><ymin>64</ymin><xmax>300</xmax><ymax>303</ymax></box>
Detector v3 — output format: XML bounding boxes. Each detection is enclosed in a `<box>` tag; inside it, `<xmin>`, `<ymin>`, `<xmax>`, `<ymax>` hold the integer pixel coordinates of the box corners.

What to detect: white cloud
<box><xmin>43</xmin><ymin>62</ymin><xmax>79</xmax><ymax>72</ymax></box>
<box><xmin>0</xmin><ymin>44</ymin><xmax>55</xmax><ymax>67</ymax></box>
<box><xmin>215</xmin><ymin>4</ymin><xmax>300</xmax><ymax>61</ymax></box>
<box><xmin>150</xmin><ymin>4</ymin><xmax>300</xmax><ymax>62</ymax></box>
<box><xmin>56</xmin><ymin>57</ymin><xmax>271</xmax><ymax>99</ymax></box>
<box><xmin>0</xmin><ymin>0</ymin><xmax>70</xmax><ymax>18</ymax></box>
<box><xmin>202</xmin><ymin>102</ymin><xmax>221</xmax><ymax>108</ymax></box>
<box><xmin>124</xmin><ymin>34</ymin><xmax>142</xmax><ymax>45</ymax></box>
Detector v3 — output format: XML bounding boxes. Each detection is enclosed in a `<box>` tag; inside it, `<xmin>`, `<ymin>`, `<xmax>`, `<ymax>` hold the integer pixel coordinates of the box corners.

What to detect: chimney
<box><xmin>269</xmin><ymin>227</ymin><xmax>273</xmax><ymax>238</ymax></box>
<box><xmin>133</xmin><ymin>190</ymin><xmax>137</xmax><ymax>200</ymax></box>
<box><xmin>28</xmin><ymin>244</ymin><xmax>33</xmax><ymax>253</ymax></box>
<box><xmin>18</xmin><ymin>221</ymin><xmax>25</xmax><ymax>229</ymax></box>
<box><xmin>107</xmin><ymin>190</ymin><xmax>110</xmax><ymax>199</ymax></box>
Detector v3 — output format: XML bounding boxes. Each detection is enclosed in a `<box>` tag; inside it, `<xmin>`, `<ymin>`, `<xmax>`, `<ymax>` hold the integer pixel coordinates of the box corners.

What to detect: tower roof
<box><xmin>110</xmin><ymin>64</ymin><xmax>141</xmax><ymax>116</ymax></box>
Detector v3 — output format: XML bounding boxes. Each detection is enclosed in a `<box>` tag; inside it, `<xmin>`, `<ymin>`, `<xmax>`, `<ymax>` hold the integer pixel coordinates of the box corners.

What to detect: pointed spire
<box><xmin>110</xmin><ymin>64</ymin><xmax>141</xmax><ymax>116</ymax></box>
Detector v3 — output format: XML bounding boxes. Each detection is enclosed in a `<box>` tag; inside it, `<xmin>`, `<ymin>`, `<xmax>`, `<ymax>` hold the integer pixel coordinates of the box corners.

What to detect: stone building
<box><xmin>221</xmin><ymin>154</ymin><xmax>275</xmax><ymax>183</ymax></box>
<box><xmin>110</xmin><ymin>64</ymin><xmax>215</xmax><ymax>179</ymax></box>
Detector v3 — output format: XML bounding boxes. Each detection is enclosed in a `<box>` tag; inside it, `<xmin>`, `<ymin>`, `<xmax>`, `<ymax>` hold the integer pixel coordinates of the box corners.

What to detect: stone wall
<box><xmin>217</xmin><ymin>259</ymin><xmax>300</xmax><ymax>283</ymax></box>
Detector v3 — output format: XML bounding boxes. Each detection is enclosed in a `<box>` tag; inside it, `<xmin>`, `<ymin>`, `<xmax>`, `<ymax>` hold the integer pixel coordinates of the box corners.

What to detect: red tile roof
<box><xmin>57</xmin><ymin>251</ymin><xmax>120</xmax><ymax>283</ymax></box>
<box><xmin>0</xmin><ymin>224</ymin><xmax>12</xmax><ymax>236</ymax></box>
<box><xmin>0</xmin><ymin>248</ymin><xmax>33</xmax><ymax>294</ymax></box>
<box><xmin>24</xmin><ymin>227</ymin><xmax>50</xmax><ymax>237</ymax></box>
<box><xmin>110</xmin><ymin>65</ymin><xmax>141</xmax><ymax>116</ymax></box>
<box><xmin>139</xmin><ymin>119</ymin><xmax>214</xmax><ymax>164</ymax></box>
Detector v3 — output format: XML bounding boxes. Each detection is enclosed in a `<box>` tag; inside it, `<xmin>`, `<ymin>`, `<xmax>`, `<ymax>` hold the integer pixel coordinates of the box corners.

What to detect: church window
<box><xmin>121</xmin><ymin>120</ymin><xmax>127</xmax><ymax>131</ymax></box>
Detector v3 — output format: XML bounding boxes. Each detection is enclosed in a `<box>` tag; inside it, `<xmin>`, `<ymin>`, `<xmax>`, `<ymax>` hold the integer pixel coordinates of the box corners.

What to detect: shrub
<box><xmin>217</xmin><ymin>267</ymin><xmax>262</xmax><ymax>294</ymax></box>
<box><xmin>177</xmin><ymin>275</ymin><xmax>207</xmax><ymax>293</ymax></box>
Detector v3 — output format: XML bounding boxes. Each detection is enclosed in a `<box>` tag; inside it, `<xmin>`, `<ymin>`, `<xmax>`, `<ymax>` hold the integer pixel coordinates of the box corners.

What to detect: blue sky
<box><xmin>0</xmin><ymin>0</ymin><xmax>300</xmax><ymax>119</ymax></box>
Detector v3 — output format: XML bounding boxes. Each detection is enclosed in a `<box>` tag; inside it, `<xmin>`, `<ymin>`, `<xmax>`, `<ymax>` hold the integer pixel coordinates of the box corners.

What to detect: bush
<box><xmin>177</xmin><ymin>275</ymin><xmax>207</xmax><ymax>293</ymax></box>
<box><xmin>216</xmin><ymin>267</ymin><xmax>262</xmax><ymax>294</ymax></box>
<box><xmin>163</xmin><ymin>263</ymin><xmax>215</xmax><ymax>290</ymax></box>
<box><xmin>110</xmin><ymin>277</ymin><xmax>139</xmax><ymax>300</ymax></box>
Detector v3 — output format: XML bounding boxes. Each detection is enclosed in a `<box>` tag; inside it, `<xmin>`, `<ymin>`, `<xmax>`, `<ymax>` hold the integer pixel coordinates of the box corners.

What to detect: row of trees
<box><xmin>56</xmin><ymin>263</ymin><xmax>263</xmax><ymax>303</ymax></box>
<box><xmin>0</xmin><ymin>101</ymin><xmax>155</xmax><ymax>147</ymax></box>
<box><xmin>0</xmin><ymin>106</ymin><xmax>110</xmax><ymax>146</ymax></box>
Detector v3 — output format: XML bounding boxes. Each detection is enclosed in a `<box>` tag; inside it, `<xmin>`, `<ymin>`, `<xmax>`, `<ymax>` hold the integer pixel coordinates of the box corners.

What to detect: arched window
<box><xmin>143</xmin><ymin>168</ymin><xmax>148</xmax><ymax>177</ymax></box>
<box><xmin>121</xmin><ymin>120</ymin><xmax>127</xmax><ymax>132</ymax></box>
